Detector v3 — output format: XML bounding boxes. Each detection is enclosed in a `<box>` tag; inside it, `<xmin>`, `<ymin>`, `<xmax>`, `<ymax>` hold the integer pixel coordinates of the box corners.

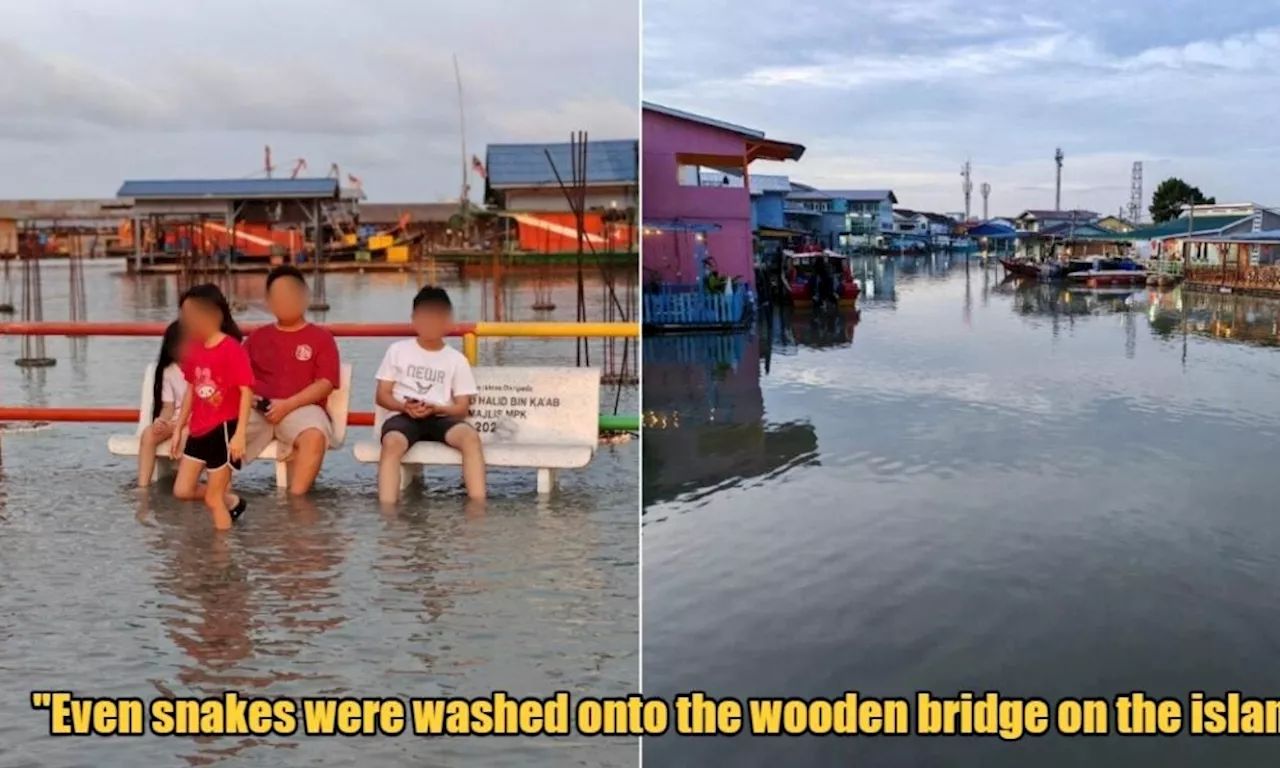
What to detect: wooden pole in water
<box><xmin>310</xmin><ymin>199</ymin><xmax>330</xmax><ymax>311</ymax></box>
<box><xmin>0</xmin><ymin>259</ymin><xmax>13</xmax><ymax>314</ymax></box>
<box><xmin>16</xmin><ymin>227</ymin><xmax>55</xmax><ymax>367</ymax></box>
<box><xmin>492</xmin><ymin>241</ymin><xmax>503</xmax><ymax>322</ymax></box>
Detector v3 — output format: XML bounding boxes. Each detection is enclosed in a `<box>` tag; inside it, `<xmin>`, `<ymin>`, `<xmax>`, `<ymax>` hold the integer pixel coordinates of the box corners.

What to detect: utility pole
<box><xmin>1054</xmin><ymin>148</ymin><xmax>1064</xmax><ymax>211</ymax></box>
<box><xmin>1128</xmin><ymin>161</ymin><xmax>1143</xmax><ymax>224</ymax></box>
<box><xmin>961</xmin><ymin>160</ymin><xmax>973</xmax><ymax>222</ymax></box>
<box><xmin>1184</xmin><ymin>199</ymin><xmax>1195</xmax><ymax>269</ymax></box>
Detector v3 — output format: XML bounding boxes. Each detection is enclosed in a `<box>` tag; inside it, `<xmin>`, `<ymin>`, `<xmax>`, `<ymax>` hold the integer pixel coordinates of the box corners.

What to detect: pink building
<box><xmin>642</xmin><ymin>103</ymin><xmax>804</xmax><ymax>287</ymax></box>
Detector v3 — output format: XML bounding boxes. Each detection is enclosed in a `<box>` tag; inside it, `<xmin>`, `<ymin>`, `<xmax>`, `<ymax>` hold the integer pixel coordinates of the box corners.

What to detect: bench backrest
<box><xmin>372</xmin><ymin>366</ymin><xmax>601</xmax><ymax>446</ymax></box>
<box><xmin>136</xmin><ymin>362</ymin><xmax>354</xmax><ymax>446</ymax></box>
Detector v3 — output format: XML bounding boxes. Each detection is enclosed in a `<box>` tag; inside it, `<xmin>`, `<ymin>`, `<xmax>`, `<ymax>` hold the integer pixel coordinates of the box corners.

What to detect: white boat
<box><xmin>1065</xmin><ymin>258</ymin><xmax>1147</xmax><ymax>286</ymax></box>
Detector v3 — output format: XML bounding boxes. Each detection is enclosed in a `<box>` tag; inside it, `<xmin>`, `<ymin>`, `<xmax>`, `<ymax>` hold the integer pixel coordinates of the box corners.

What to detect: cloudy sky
<box><xmin>645</xmin><ymin>0</ymin><xmax>1280</xmax><ymax>219</ymax></box>
<box><xmin>0</xmin><ymin>0</ymin><xmax>638</xmax><ymax>201</ymax></box>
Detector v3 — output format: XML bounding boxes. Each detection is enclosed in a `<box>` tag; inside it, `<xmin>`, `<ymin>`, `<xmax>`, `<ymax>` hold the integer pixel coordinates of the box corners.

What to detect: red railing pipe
<box><xmin>0</xmin><ymin>322</ymin><xmax>475</xmax><ymax>338</ymax></box>
<box><xmin>0</xmin><ymin>407</ymin><xmax>378</xmax><ymax>427</ymax></box>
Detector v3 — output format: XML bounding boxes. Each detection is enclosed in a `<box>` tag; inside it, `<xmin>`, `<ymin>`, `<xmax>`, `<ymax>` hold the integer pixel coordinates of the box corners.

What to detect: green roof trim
<box><xmin>1122</xmin><ymin>215</ymin><xmax>1249</xmax><ymax>240</ymax></box>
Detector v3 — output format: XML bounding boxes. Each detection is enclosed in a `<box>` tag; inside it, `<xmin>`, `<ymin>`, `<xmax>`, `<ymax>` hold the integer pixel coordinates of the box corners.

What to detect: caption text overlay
<box><xmin>28</xmin><ymin>691</ymin><xmax>1280</xmax><ymax>737</ymax></box>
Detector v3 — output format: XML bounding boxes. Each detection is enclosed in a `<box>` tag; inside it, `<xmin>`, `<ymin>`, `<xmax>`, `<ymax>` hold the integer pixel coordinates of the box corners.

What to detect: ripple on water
<box><xmin>644</xmin><ymin>268</ymin><xmax>1280</xmax><ymax>767</ymax></box>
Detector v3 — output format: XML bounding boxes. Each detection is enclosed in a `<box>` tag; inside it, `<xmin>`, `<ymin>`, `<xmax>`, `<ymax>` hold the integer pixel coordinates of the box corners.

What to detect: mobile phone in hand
<box><xmin>255</xmin><ymin>398</ymin><xmax>271</xmax><ymax>414</ymax></box>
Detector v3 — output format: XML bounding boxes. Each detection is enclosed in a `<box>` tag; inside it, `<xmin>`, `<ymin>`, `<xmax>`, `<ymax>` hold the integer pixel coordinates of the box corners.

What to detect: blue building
<box><xmin>749</xmin><ymin>174</ymin><xmax>791</xmax><ymax>231</ymax></box>
<box><xmin>823</xmin><ymin>189</ymin><xmax>898</xmax><ymax>246</ymax></box>
<box><xmin>782</xmin><ymin>182</ymin><xmax>836</xmax><ymax>240</ymax></box>
<box><xmin>779</xmin><ymin>185</ymin><xmax>898</xmax><ymax>247</ymax></box>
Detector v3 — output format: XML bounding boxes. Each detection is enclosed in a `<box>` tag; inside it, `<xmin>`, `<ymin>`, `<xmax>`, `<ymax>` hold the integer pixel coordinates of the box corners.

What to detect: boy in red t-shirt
<box><xmin>242</xmin><ymin>266</ymin><xmax>341</xmax><ymax>495</ymax></box>
<box><xmin>170</xmin><ymin>284</ymin><xmax>254</xmax><ymax>530</ymax></box>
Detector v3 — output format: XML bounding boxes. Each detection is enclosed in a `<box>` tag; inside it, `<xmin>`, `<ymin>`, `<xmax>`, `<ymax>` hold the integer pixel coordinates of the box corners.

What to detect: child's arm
<box><xmin>174</xmin><ymin>386</ymin><xmax>193</xmax><ymax>431</ymax></box>
<box><xmin>375</xmin><ymin>379</ymin><xmax>407</xmax><ymax>413</ymax></box>
<box><xmin>229</xmin><ymin>385</ymin><xmax>252</xmax><ymax>459</ymax></box>
<box><xmin>229</xmin><ymin>347</ymin><xmax>255</xmax><ymax>458</ymax></box>
<box><xmin>374</xmin><ymin>344</ymin><xmax>408</xmax><ymax>413</ymax></box>
<box><xmin>237</xmin><ymin>385</ymin><xmax>252</xmax><ymax>428</ymax></box>
<box><xmin>157</xmin><ymin>402</ymin><xmax>176</xmax><ymax>422</ymax></box>
<box><xmin>435</xmin><ymin>394</ymin><xmax>472</xmax><ymax>420</ymax></box>
<box><xmin>435</xmin><ymin>359</ymin><xmax>478</xmax><ymax>419</ymax></box>
<box><xmin>169</xmin><ymin>387</ymin><xmax>193</xmax><ymax>458</ymax></box>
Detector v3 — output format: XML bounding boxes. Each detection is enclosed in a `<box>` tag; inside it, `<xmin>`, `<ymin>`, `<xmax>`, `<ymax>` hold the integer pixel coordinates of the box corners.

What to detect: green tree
<box><xmin>1149</xmin><ymin>178</ymin><xmax>1216</xmax><ymax>223</ymax></box>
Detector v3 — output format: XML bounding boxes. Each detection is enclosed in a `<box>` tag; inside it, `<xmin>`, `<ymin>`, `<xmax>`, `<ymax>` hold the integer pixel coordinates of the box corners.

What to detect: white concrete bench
<box><xmin>108</xmin><ymin>362</ymin><xmax>352</xmax><ymax>488</ymax></box>
<box><xmin>352</xmin><ymin>366</ymin><xmax>600</xmax><ymax>494</ymax></box>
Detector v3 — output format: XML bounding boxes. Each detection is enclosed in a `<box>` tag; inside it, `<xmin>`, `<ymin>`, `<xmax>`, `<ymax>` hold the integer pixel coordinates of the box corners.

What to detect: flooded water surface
<box><xmin>643</xmin><ymin>256</ymin><xmax>1280</xmax><ymax>767</ymax></box>
<box><xmin>0</xmin><ymin>262</ymin><xmax>638</xmax><ymax>767</ymax></box>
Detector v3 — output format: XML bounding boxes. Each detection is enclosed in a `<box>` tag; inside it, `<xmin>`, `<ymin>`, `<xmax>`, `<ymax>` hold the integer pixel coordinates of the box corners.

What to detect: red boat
<box><xmin>999</xmin><ymin>258</ymin><xmax>1042</xmax><ymax>278</ymax></box>
<box><xmin>784</xmin><ymin>248</ymin><xmax>860</xmax><ymax>307</ymax></box>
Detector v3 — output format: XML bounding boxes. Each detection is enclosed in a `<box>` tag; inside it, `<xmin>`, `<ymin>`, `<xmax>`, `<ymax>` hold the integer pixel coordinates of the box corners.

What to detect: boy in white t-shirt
<box><xmin>374</xmin><ymin>286</ymin><xmax>485</xmax><ymax>503</ymax></box>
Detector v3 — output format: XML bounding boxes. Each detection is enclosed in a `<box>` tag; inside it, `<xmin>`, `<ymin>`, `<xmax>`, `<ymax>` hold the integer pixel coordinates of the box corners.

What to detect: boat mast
<box><xmin>454</xmin><ymin>54</ymin><xmax>469</xmax><ymax>221</ymax></box>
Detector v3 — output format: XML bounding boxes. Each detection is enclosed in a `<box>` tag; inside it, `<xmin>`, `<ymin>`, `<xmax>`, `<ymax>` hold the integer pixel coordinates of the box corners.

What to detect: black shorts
<box><xmin>381</xmin><ymin>414</ymin><xmax>462</xmax><ymax>446</ymax></box>
<box><xmin>183</xmin><ymin>419</ymin><xmax>242</xmax><ymax>472</ymax></box>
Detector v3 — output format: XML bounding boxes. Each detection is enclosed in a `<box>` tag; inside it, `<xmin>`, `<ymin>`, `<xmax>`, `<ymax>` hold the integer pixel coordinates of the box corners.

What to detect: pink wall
<box><xmin>642</xmin><ymin>110</ymin><xmax>755</xmax><ymax>286</ymax></box>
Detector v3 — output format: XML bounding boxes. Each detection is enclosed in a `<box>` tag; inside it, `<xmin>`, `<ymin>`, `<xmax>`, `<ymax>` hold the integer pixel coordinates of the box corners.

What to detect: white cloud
<box><xmin>0</xmin><ymin>0</ymin><xmax>638</xmax><ymax>200</ymax></box>
<box><xmin>644</xmin><ymin>0</ymin><xmax>1280</xmax><ymax>215</ymax></box>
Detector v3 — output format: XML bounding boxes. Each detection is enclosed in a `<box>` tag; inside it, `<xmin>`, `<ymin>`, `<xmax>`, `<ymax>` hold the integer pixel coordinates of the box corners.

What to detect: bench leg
<box><xmin>275</xmin><ymin>459</ymin><xmax>290</xmax><ymax>490</ymax></box>
<box><xmin>399</xmin><ymin>464</ymin><xmax>422</xmax><ymax>492</ymax></box>
<box><xmin>537</xmin><ymin>468</ymin><xmax>558</xmax><ymax>495</ymax></box>
<box><xmin>155</xmin><ymin>457</ymin><xmax>177</xmax><ymax>483</ymax></box>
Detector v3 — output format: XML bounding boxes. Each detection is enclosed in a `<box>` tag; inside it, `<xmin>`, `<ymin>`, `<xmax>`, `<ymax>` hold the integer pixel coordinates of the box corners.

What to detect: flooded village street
<box><xmin>0</xmin><ymin>263</ymin><xmax>639</xmax><ymax>767</ymax></box>
<box><xmin>643</xmin><ymin>255</ymin><xmax>1280</xmax><ymax>767</ymax></box>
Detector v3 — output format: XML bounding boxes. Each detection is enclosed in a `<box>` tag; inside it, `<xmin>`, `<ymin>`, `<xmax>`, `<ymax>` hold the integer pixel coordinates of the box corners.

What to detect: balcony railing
<box><xmin>643</xmin><ymin>283</ymin><xmax>750</xmax><ymax>329</ymax></box>
<box><xmin>1186</xmin><ymin>263</ymin><xmax>1280</xmax><ymax>291</ymax></box>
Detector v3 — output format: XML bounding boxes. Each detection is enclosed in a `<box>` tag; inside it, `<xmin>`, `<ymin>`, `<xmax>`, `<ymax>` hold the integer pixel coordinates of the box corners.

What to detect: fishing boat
<box><xmin>1065</xmin><ymin>257</ymin><xmax>1147</xmax><ymax>286</ymax></box>
<box><xmin>783</xmin><ymin>247</ymin><xmax>860</xmax><ymax>307</ymax></box>
<box><xmin>999</xmin><ymin>258</ymin><xmax>1042</xmax><ymax>278</ymax></box>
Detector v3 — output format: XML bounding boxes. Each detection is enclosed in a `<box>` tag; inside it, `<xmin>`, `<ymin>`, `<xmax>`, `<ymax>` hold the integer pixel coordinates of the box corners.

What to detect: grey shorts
<box><xmin>245</xmin><ymin>404</ymin><xmax>334</xmax><ymax>461</ymax></box>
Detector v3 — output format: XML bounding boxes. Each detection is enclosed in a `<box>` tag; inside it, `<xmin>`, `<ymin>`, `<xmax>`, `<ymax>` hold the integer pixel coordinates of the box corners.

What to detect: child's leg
<box><xmin>138</xmin><ymin>421</ymin><xmax>175</xmax><ymax>487</ymax></box>
<box><xmin>444</xmin><ymin>423</ymin><xmax>486</xmax><ymax>501</ymax></box>
<box><xmin>204</xmin><ymin>466</ymin><xmax>235</xmax><ymax>530</ymax></box>
<box><xmin>173</xmin><ymin>457</ymin><xmax>205</xmax><ymax>500</ymax></box>
<box><xmin>378</xmin><ymin>432</ymin><xmax>410</xmax><ymax>505</ymax></box>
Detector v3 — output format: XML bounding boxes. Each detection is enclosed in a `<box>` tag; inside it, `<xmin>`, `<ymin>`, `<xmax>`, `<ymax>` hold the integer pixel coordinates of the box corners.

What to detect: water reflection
<box><xmin>642</xmin><ymin>305</ymin><xmax>863</xmax><ymax>508</ymax></box>
<box><xmin>643</xmin><ymin>261</ymin><xmax>1280</xmax><ymax>768</ymax></box>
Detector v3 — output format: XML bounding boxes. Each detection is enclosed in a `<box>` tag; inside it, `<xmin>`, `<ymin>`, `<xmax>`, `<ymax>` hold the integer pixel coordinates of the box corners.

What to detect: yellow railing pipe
<box><xmin>473</xmin><ymin>322</ymin><xmax>639</xmax><ymax>339</ymax></box>
<box><xmin>463</xmin><ymin>333</ymin><xmax>479</xmax><ymax>366</ymax></box>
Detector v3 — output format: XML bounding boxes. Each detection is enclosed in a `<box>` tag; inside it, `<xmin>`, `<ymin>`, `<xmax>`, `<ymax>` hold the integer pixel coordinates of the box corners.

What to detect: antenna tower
<box><xmin>1054</xmin><ymin>148</ymin><xmax>1064</xmax><ymax>210</ymax></box>
<box><xmin>1128</xmin><ymin>161</ymin><xmax>1143</xmax><ymax>224</ymax></box>
<box><xmin>980</xmin><ymin>183</ymin><xmax>991</xmax><ymax>220</ymax></box>
<box><xmin>961</xmin><ymin>161</ymin><xmax>973</xmax><ymax>221</ymax></box>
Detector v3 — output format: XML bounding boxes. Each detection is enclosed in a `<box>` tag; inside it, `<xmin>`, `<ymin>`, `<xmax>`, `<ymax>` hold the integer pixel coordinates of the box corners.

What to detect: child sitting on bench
<box><xmin>373</xmin><ymin>286</ymin><xmax>486</xmax><ymax>503</ymax></box>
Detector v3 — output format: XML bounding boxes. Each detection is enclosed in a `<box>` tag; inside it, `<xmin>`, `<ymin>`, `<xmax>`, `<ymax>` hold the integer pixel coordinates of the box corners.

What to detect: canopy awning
<box><xmin>642</xmin><ymin>220</ymin><xmax>723</xmax><ymax>234</ymax></box>
<box><xmin>966</xmin><ymin>222</ymin><xmax>1023</xmax><ymax>239</ymax></box>
<box><xmin>756</xmin><ymin>226</ymin><xmax>807</xmax><ymax>239</ymax></box>
<box><xmin>1185</xmin><ymin>228</ymin><xmax>1280</xmax><ymax>244</ymax></box>
<box><xmin>746</xmin><ymin>138</ymin><xmax>806</xmax><ymax>162</ymax></box>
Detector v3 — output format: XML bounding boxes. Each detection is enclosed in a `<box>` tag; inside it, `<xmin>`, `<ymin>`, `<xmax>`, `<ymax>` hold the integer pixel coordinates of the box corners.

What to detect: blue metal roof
<box><xmin>117</xmin><ymin>178</ymin><xmax>340</xmax><ymax>200</ymax></box>
<box><xmin>822</xmin><ymin>189</ymin><xmax>898</xmax><ymax>204</ymax></box>
<box><xmin>967</xmin><ymin>221</ymin><xmax>1022</xmax><ymax>238</ymax></box>
<box><xmin>643</xmin><ymin>220</ymin><xmax>722</xmax><ymax>233</ymax></box>
<box><xmin>485</xmin><ymin>140</ymin><xmax>638</xmax><ymax>188</ymax></box>
<box><xmin>1218</xmin><ymin>228</ymin><xmax>1280</xmax><ymax>241</ymax></box>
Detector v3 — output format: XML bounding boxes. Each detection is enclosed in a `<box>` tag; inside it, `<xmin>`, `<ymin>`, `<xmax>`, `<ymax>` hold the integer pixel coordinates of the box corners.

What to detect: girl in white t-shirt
<box><xmin>138</xmin><ymin>321</ymin><xmax>189</xmax><ymax>486</ymax></box>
